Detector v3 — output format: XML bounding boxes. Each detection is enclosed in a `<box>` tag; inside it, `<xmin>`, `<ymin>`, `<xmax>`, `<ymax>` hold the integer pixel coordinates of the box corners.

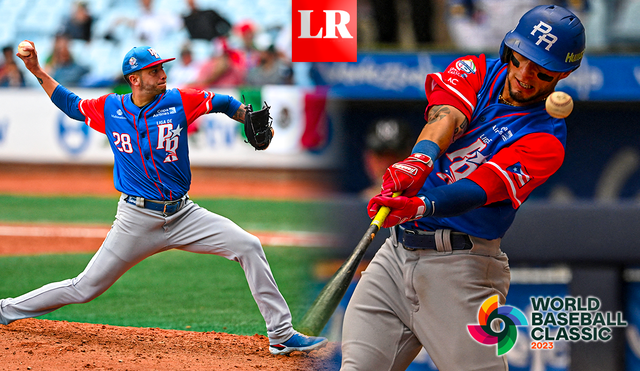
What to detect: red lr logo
<box><xmin>292</xmin><ymin>0</ymin><xmax>357</xmax><ymax>62</ymax></box>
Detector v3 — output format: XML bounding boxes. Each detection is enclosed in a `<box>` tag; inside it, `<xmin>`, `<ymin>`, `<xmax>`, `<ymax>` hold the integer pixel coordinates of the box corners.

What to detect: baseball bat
<box><xmin>298</xmin><ymin>192</ymin><xmax>400</xmax><ymax>336</ymax></box>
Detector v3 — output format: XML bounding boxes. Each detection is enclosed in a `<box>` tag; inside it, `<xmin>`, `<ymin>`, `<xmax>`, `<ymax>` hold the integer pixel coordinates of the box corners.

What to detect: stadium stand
<box><xmin>0</xmin><ymin>0</ymin><xmax>292</xmax><ymax>87</ymax></box>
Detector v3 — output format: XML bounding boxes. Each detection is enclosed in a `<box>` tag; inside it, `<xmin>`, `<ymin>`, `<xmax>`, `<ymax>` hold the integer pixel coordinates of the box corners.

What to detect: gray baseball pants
<box><xmin>0</xmin><ymin>195</ymin><xmax>294</xmax><ymax>344</ymax></box>
<box><xmin>341</xmin><ymin>228</ymin><xmax>511</xmax><ymax>371</ymax></box>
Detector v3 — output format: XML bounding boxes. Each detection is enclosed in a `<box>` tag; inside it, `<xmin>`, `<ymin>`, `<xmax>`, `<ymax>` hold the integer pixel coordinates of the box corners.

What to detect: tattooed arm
<box><xmin>231</xmin><ymin>104</ymin><xmax>247</xmax><ymax>123</ymax></box>
<box><xmin>416</xmin><ymin>105</ymin><xmax>469</xmax><ymax>156</ymax></box>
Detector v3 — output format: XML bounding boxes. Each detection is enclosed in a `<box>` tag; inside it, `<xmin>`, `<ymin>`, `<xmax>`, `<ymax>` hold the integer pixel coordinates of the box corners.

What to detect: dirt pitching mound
<box><xmin>0</xmin><ymin>319</ymin><xmax>338</xmax><ymax>370</ymax></box>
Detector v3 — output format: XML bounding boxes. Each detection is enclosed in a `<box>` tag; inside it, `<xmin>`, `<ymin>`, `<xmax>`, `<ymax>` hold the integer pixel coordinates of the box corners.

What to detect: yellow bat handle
<box><xmin>371</xmin><ymin>191</ymin><xmax>402</xmax><ymax>228</ymax></box>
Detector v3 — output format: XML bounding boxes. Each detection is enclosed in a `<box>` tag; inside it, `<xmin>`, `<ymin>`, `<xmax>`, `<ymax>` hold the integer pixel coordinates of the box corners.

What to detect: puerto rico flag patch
<box><xmin>506</xmin><ymin>162</ymin><xmax>531</xmax><ymax>188</ymax></box>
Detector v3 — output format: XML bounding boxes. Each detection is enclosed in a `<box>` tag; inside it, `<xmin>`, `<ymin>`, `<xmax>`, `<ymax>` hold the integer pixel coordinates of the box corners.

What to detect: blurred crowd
<box><xmin>0</xmin><ymin>0</ymin><xmax>637</xmax><ymax>89</ymax></box>
<box><xmin>0</xmin><ymin>0</ymin><xmax>294</xmax><ymax>88</ymax></box>
<box><xmin>357</xmin><ymin>0</ymin><xmax>621</xmax><ymax>53</ymax></box>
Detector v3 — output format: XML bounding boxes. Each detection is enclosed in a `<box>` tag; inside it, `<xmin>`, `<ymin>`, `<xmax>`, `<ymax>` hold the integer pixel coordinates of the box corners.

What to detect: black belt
<box><xmin>124</xmin><ymin>195</ymin><xmax>187</xmax><ymax>215</ymax></box>
<box><xmin>396</xmin><ymin>226</ymin><xmax>473</xmax><ymax>251</ymax></box>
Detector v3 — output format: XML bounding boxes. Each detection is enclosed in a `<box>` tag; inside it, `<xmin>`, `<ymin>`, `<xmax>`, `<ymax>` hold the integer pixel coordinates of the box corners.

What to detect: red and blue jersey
<box><xmin>406</xmin><ymin>55</ymin><xmax>566</xmax><ymax>239</ymax></box>
<box><xmin>77</xmin><ymin>88</ymin><xmax>233</xmax><ymax>200</ymax></box>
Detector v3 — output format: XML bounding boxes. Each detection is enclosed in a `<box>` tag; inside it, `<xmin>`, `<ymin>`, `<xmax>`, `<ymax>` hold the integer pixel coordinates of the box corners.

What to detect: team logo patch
<box><xmin>506</xmin><ymin>162</ymin><xmax>531</xmax><ymax>187</ymax></box>
<box><xmin>468</xmin><ymin>295</ymin><xmax>528</xmax><ymax>356</ymax></box>
<box><xmin>157</xmin><ymin>122</ymin><xmax>182</xmax><ymax>163</ymax></box>
<box><xmin>128</xmin><ymin>57</ymin><xmax>138</xmax><ymax>69</ymax></box>
<box><xmin>456</xmin><ymin>59</ymin><xmax>476</xmax><ymax>74</ymax></box>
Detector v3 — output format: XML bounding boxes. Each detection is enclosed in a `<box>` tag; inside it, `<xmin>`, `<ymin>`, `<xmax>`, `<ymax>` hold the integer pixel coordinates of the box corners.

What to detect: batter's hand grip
<box><xmin>370</xmin><ymin>191</ymin><xmax>402</xmax><ymax>228</ymax></box>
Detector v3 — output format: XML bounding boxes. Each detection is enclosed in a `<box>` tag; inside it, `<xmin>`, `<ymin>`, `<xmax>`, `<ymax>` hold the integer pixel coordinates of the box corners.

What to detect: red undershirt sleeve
<box><xmin>78</xmin><ymin>95</ymin><xmax>109</xmax><ymax>134</ymax></box>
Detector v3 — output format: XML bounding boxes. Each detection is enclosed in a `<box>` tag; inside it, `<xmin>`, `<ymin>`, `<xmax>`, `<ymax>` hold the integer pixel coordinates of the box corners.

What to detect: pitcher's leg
<box><xmin>170</xmin><ymin>202</ymin><xmax>293</xmax><ymax>343</ymax></box>
<box><xmin>1</xmin><ymin>229</ymin><xmax>140</xmax><ymax>324</ymax></box>
<box><xmin>1</xmin><ymin>200</ymin><xmax>165</xmax><ymax>325</ymax></box>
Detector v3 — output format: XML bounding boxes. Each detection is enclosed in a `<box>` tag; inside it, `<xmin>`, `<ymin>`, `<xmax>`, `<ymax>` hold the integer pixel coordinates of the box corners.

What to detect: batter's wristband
<box><xmin>419</xmin><ymin>195</ymin><xmax>435</xmax><ymax>217</ymax></box>
<box><xmin>412</xmin><ymin>140</ymin><xmax>440</xmax><ymax>161</ymax></box>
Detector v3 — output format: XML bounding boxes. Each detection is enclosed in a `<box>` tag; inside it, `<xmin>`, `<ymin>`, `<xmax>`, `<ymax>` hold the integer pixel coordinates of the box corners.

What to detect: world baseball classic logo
<box><xmin>291</xmin><ymin>0</ymin><xmax>357</xmax><ymax>62</ymax></box>
<box><xmin>467</xmin><ymin>295</ymin><xmax>528</xmax><ymax>356</ymax></box>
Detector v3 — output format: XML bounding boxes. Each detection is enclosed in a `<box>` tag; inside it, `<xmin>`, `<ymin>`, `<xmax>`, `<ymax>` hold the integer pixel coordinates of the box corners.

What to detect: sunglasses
<box><xmin>510</xmin><ymin>53</ymin><xmax>554</xmax><ymax>82</ymax></box>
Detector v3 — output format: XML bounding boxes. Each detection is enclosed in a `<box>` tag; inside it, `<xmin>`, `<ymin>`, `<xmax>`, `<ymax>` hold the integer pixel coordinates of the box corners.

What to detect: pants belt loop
<box><xmin>392</xmin><ymin>225</ymin><xmax>399</xmax><ymax>246</ymax></box>
<box><xmin>435</xmin><ymin>229</ymin><xmax>453</xmax><ymax>254</ymax></box>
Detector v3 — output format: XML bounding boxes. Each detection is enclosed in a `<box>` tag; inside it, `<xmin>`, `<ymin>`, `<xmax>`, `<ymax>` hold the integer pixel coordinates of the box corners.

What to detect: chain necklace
<box><xmin>498</xmin><ymin>94</ymin><xmax>517</xmax><ymax>107</ymax></box>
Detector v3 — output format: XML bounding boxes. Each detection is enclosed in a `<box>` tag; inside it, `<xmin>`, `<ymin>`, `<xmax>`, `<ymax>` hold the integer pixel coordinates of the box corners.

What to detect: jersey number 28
<box><xmin>112</xmin><ymin>132</ymin><xmax>134</xmax><ymax>153</ymax></box>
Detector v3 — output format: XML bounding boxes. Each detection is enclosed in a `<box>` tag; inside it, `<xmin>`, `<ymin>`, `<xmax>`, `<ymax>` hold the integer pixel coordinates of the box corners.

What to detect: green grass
<box><xmin>0</xmin><ymin>195</ymin><xmax>342</xmax><ymax>232</ymax></box>
<box><xmin>0</xmin><ymin>247</ymin><xmax>323</xmax><ymax>335</ymax></box>
<box><xmin>0</xmin><ymin>194</ymin><xmax>340</xmax><ymax>335</ymax></box>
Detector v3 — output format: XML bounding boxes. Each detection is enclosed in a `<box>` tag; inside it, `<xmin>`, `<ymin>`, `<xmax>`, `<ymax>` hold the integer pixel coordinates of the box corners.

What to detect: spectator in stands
<box><xmin>245</xmin><ymin>44</ymin><xmax>293</xmax><ymax>86</ymax></box>
<box><xmin>45</xmin><ymin>34</ymin><xmax>89</xmax><ymax>86</ymax></box>
<box><xmin>183</xmin><ymin>0</ymin><xmax>231</xmax><ymax>40</ymax></box>
<box><xmin>360</xmin><ymin>118</ymin><xmax>414</xmax><ymax>199</ymax></box>
<box><xmin>135</xmin><ymin>0</ymin><xmax>184</xmax><ymax>44</ymax></box>
<box><xmin>447</xmin><ymin>0</ymin><xmax>543</xmax><ymax>52</ymax></box>
<box><xmin>365</xmin><ymin>0</ymin><xmax>440</xmax><ymax>45</ymax></box>
<box><xmin>0</xmin><ymin>46</ymin><xmax>25</xmax><ymax>87</ymax></box>
<box><xmin>190</xmin><ymin>37</ymin><xmax>245</xmax><ymax>88</ymax></box>
<box><xmin>108</xmin><ymin>0</ymin><xmax>183</xmax><ymax>45</ymax></box>
<box><xmin>59</xmin><ymin>1</ymin><xmax>93</xmax><ymax>42</ymax></box>
<box><xmin>167</xmin><ymin>43</ymin><xmax>202</xmax><ymax>88</ymax></box>
<box><xmin>234</xmin><ymin>20</ymin><xmax>260</xmax><ymax>71</ymax></box>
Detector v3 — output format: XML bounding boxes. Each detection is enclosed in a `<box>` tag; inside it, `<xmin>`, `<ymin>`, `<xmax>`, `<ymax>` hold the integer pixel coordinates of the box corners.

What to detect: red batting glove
<box><xmin>381</xmin><ymin>153</ymin><xmax>434</xmax><ymax>197</ymax></box>
<box><xmin>367</xmin><ymin>194</ymin><xmax>427</xmax><ymax>229</ymax></box>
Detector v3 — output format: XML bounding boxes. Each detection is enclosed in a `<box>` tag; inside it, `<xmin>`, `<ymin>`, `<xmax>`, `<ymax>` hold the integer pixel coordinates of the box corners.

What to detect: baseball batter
<box><xmin>0</xmin><ymin>43</ymin><xmax>327</xmax><ymax>355</ymax></box>
<box><xmin>341</xmin><ymin>5</ymin><xmax>585</xmax><ymax>370</ymax></box>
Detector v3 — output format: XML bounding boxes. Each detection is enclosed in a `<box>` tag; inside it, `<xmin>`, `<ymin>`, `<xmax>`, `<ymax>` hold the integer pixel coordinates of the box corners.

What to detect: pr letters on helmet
<box><xmin>531</xmin><ymin>21</ymin><xmax>558</xmax><ymax>51</ymax></box>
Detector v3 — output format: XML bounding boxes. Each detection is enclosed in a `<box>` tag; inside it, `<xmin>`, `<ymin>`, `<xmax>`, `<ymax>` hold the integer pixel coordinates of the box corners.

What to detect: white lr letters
<box><xmin>298</xmin><ymin>10</ymin><xmax>353</xmax><ymax>39</ymax></box>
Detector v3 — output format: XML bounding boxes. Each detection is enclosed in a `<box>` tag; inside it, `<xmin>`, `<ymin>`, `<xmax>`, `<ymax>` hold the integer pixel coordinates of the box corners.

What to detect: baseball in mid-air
<box><xmin>545</xmin><ymin>91</ymin><xmax>574</xmax><ymax>119</ymax></box>
<box><xmin>17</xmin><ymin>41</ymin><xmax>31</xmax><ymax>57</ymax></box>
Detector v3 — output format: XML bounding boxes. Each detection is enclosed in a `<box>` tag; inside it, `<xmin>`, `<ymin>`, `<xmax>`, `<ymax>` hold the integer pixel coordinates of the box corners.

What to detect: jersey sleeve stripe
<box><xmin>205</xmin><ymin>91</ymin><xmax>213</xmax><ymax>114</ymax></box>
<box><xmin>485</xmin><ymin>161</ymin><xmax>523</xmax><ymax>207</ymax></box>
<box><xmin>433</xmin><ymin>72</ymin><xmax>476</xmax><ymax>112</ymax></box>
<box><xmin>78</xmin><ymin>99</ymin><xmax>94</xmax><ymax>130</ymax></box>
<box><xmin>78</xmin><ymin>99</ymin><xmax>86</xmax><ymax>115</ymax></box>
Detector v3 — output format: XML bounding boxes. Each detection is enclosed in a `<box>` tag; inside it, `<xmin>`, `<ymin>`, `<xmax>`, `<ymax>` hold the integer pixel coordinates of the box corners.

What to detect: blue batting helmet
<box><xmin>499</xmin><ymin>5</ymin><xmax>585</xmax><ymax>72</ymax></box>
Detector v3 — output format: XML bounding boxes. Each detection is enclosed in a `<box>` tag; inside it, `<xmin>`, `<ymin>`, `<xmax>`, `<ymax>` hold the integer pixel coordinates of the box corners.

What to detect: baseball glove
<box><xmin>244</xmin><ymin>102</ymin><xmax>273</xmax><ymax>150</ymax></box>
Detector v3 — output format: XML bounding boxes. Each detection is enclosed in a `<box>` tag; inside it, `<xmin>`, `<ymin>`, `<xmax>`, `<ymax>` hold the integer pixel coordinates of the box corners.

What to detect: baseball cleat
<box><xmin>269</xmin><ymin>331</ymin><xmax>328</xmax><ymax>355</ymax></box>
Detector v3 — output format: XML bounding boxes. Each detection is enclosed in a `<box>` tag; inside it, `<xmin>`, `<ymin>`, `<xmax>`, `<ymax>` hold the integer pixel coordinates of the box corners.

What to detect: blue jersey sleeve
<box><xmin>210</xmin><ymin>94</ymin><xmax>242</xmax><ymax>118</ymax></box>
<box><xmin>50</xmin><ymin>85</ymin><xmax>85</xmax><ymax>121</ymax></box>
<box><xmin>421</xmin><ymin>179</ymin><xmax>487</xmax><ymax>217</ymax></box>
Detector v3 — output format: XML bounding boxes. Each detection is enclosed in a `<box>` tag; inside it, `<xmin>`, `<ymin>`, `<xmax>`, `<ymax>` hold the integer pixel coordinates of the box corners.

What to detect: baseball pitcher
<box><xmin>0</xmin><ymin>44</ymin><xmax>327</xmax><ymax>355</ymax></box>
<box><xmin>341</xmin><ymin>5</ymin><xmax>585</xmax><ymax>370</ymax></box>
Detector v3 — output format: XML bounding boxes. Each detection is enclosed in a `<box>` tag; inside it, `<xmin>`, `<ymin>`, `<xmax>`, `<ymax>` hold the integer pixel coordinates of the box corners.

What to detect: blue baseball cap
<box><xmin>122</xmin><ymin>46</ymin><xmax>175</xmax><ymax>75</ymax></box>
